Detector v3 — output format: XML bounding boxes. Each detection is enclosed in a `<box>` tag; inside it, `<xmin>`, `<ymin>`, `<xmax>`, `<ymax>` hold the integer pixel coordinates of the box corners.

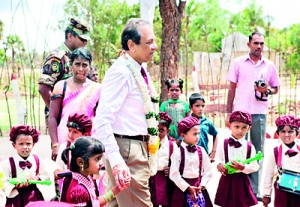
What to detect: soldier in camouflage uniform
<box><xmin>38</xmin><ymin>18</ymin><xmax>90</xmax><ymax>129</ymax></box>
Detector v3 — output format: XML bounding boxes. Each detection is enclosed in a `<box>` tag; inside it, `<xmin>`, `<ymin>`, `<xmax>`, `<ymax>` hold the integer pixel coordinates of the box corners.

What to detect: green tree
<box><xmin>158</xmin><ymin>0</ymin><xmax>186</xmax><ymax>101</ymax></box>
<box><xmin>64</xmin><ymin>0</ymin><xmax>141</xmax><ymax>80</ymax></box>
<box><xmin>229</xmin><ymin>0</ymin><xmax>266</xmax><ymax>35</ymax></box>
<box><xmin>4</xmin><ymin>35</ymin><xmax>25</xmax><ymax>74</ymax></box>
<box><xmin>186</xmin><ymin>0</ymin><xmax>229</xmax><ymax>52</ymax></box>
<box><xmin>0</xmin><ymin>20</ymin><xmax>3</xmax><ymax>40</ymax></box>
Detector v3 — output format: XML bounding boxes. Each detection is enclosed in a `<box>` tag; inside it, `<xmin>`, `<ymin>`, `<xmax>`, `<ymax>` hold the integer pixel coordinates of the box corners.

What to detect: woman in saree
<box><xmin>49</xmin><ymin>47</ymin><xmax>101</xmax><ymax>161</ymax></box>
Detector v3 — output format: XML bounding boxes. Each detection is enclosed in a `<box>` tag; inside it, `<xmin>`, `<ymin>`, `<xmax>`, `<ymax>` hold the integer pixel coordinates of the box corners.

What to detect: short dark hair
<box><xmin>121</xmin><ymin>18</ymin><xmax>151</xmax><ymax>51</ymax></box>
<box><xmin>62</xmin><ymin>136</ymin><xmax>105</xmax><ymax>172</ymax></box>
<box><xmin>189</xmin><ymin>93</ymin><xmax>205</xmax><ymax>107</ymax></box>
<box><xmin>87</xmin><ymin>66</ymin><xmax>97</xmax><ymax>80</ymax></box>
<box><xmin>159</xmin><ymin>119</ymin><xmax>171</xmax><ymax>129</ymax></box>
<box><xmin>276</xmin><ymin>125</ymin><xmax>299</xmax><ymax>136</ymax></box>
<box><xmin>165</xmin><ymin>79</ymin><xmax>184</xmax><ymax>90</ymax></box>
<box><xmin>249</xmin><ymin>32</ymin><xmax>264</xmax><ymax>42</ymax></box>
<box><xmin>70</xmin><ymin>47</ymin><xmax>92</xmax><ymax>65</ymax></box>
<box><xmin>65</xmin><ymin>26</ymin><xmax>78</xmax><ymax>40</ymax></box>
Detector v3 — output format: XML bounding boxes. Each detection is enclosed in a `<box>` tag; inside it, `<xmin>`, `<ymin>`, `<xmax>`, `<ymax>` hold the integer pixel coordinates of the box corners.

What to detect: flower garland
<box><xmin>126</xmin><ymin>57</ymin><xmax>160</xmax><ymax>176</ymax></box>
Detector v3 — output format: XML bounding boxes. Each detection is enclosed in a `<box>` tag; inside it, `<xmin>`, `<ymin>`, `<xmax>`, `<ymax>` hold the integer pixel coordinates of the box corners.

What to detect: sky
<box><xmin>1</xmin><ymin>0</ymin><xmax>299</xmax><ymax>54</ymax></box>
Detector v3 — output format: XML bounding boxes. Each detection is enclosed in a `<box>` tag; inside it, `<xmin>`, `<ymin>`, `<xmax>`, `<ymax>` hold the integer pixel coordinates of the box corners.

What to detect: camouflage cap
<box><xmin>68</xmin><ymin>18</ymin><xmax>90</xmax><ymax>40</ymax></box>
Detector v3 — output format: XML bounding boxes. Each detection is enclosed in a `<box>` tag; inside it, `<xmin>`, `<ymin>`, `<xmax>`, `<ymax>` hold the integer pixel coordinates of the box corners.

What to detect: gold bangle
<box><xmin>52</xmin><ymin>143</ymin><xmax>59</xmax><ymax>149</ymax></box>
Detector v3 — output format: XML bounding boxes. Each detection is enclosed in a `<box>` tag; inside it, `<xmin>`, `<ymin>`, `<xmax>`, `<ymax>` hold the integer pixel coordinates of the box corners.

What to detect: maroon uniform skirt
<box><xmin>215</xmin><ymin>173</ymin><xmax>257</xmax><ymax>207</ymax></box>
<box><xmin>171</xmin><ymin>177</ymin><xmax>213</xmax><ymax>207</ymax></box>
<box><xmin>150</xmin><ymin>170</ymin><xmax>175</xmax><ymax>206</ymax></box>
<box><xmin>5</xmin><ymin>184</ymin><xmax>44</xmax><ymax>207</ymax></box>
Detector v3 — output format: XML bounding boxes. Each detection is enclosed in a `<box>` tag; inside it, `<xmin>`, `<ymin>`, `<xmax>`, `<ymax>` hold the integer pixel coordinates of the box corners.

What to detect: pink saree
<box><xmin>57</xmin><ymin>81</ymin><xmax>101</xmax><ymax>143</ymax></box>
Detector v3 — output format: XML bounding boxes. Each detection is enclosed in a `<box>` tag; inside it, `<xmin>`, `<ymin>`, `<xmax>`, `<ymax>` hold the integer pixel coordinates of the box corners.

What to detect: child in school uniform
<box><xmin>189</xmin><ymin>93</ymin><xmax>219</xmax><ymax>162</ymax></box>
<box><xmin>169</xmin><ymin>116</ymin><xmax>213</xmax><ymax>207</ymax></box>
<box><xmin>1</xmin><ymin>125</ymin><xmax>50</xmax><ymax>207</ymax></box>
<box><xmin>149</xmin><ymin>112</ymin><xmax>177</xmax><ymax>207</ymax></box>
<box><xmin>60</xmin><ymin>136</ymin><xmax>121</xmax><ymax>207</ymax></box>
<box><xmin>262</xmin><ymin>115</ymin><xmax>300</xmax><ymax>207</ymax></box>
<box><xmin>214</xmin><ymin>111</ymin><xmax>259</xmax><ymax>207</ymax></box>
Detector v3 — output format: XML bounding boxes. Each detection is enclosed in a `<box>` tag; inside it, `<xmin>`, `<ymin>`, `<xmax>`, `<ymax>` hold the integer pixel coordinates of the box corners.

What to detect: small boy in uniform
<box><xmin>170</xmin><ymin>116</ymin><xmax>213</xmax><ymax>207</ymax></box>
<box><xmin>262</xmin><ymin>115</ymin><xmax>300</xmax><ymax>207</ymax></box>
<box><xmin>214</xmin><ymin>111</ymin><xmax>259</xmax><ymax>207</ymax></box>
<box><xmin>1</xmin><ymin>125</ymin><xmax>50</xmax><ymax>207</ymax></box>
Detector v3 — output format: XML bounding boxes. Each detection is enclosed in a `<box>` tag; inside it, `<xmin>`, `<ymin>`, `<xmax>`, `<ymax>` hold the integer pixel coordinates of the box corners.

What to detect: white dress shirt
<box><xmin>93</xmin><ymin>53</ymin><xmax>148</xmax><ymax>168</ymax></box>
<box><xmin>262</xmin><ymin>141</ymin><xmax>300</xmax><ymax>195</ymax></box>
<box><xmin>157</xmin><ymin>136</ymin><xmax>178</xmax><ymax>171</ymax></box>
<box><xmin>1</xmin><ymin>153</ymin><xmax>49</xmax><ymax>198</ymax></box>
<box><xmin>215</xmin><ymin>136</ymin><xmax>259</xmax><ymax>174</ymax></box>
<box><xmin>169</xmin><ymin>142</ymin><xmax>212</xmax><ymax>192</ymax></box>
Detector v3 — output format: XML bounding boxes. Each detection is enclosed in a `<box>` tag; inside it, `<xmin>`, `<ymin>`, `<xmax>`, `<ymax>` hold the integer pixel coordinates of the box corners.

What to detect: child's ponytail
<box><xmin>165</xmin><ymin>79</ymin><xmax>184</xmax><ymax>90</ymax></box>
<box><xmin>61</xmin><ymin>147</ymin><xmax>72</xmax><ymax>165</ymax></box>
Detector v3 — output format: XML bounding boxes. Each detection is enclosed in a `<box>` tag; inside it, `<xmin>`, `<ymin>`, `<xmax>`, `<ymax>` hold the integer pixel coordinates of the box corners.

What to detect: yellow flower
<box><xmin>148</xmin><ymin>137</ymin><xmax>160</xmax><ymax>154</ymax></box>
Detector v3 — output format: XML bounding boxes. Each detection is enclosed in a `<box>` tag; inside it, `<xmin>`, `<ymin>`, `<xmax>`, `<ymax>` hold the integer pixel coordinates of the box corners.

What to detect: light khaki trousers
<box><xmin>105</xmin><ymin>138</ymin><xmax>153</xmax><ymax>207</ymax></box>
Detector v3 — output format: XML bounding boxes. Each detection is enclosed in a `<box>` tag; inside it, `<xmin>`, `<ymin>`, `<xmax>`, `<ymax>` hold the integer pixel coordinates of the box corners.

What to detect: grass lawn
<box><xmin>0</xmin><ymin>95</ymin><xmax>46</xmax><ymax>136</ymax></box>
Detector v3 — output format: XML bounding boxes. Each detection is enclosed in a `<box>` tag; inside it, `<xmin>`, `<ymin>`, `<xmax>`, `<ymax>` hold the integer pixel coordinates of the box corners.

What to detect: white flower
<box><xmin>126</xmin><ymin>58</ymin><xmax>159</xmax><ymax>176</ymax></box>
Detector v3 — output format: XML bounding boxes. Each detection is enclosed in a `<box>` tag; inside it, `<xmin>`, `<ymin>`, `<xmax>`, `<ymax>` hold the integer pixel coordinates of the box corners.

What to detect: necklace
<box><xmin>125</xmin><ymin>54</ymin><xmax>160</xmax><ymax>176</ymax></box>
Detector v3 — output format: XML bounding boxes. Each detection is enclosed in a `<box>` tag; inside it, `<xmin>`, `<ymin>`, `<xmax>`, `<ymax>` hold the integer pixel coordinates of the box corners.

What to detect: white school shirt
<box><xmin>1</xmin><ymin>153</ymin><xmax>49</xmax><ymax>198</ymax></box>
<box><xmin>93</xmin><ymin>53</ymin><xmax>148</xmax><ymax>168</ymax></box>
<box><xmin>157</xmin><ymin>136</ymin><xmax>178</xmax><ymax>171</ymax></box>
<box><xmin>215</xmin><ymin>136</ymin><xmax>259</xmax><ymax>174</ymax></box>
<box><xmin>262</xmin><ymin>141</ymin><xmax>300</xmax><ymax>196</ymax></box>
<box><xmin>169</xmin><ymin>142</ymin><xmax>212</xmax><ymax>192</ymax></box>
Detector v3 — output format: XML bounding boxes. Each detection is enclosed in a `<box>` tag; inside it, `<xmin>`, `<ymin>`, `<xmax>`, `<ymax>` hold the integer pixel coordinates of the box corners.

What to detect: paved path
<box><xmin>0</xmin><ymin>128</ymin><xmax>278</xmax><ymax>206</ymax></box>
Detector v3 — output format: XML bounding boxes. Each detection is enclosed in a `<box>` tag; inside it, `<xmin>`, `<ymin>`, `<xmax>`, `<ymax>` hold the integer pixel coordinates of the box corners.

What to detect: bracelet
<box><xmin>263</xmin><ymin>195</ymin><xmax>271</xmax><ymax>198</ymax></box>
<box><xmin>107</xmin><ymin>190</ymin><xmax>114</xmax><ymax>201</ymax></box>
<box><xmin>103</xmin><ymin>190</ymin><xmax>115</xmax><ymax>203</ymax></box>
<box><xmin>103</xmin><ymin>193</ymin><xmax>110</xmax><ymax>202</ymax></box>
<box><xmin>51</xmin><ymin>143</ymin><xmax>59</xmax><ymax>149</ymax></box>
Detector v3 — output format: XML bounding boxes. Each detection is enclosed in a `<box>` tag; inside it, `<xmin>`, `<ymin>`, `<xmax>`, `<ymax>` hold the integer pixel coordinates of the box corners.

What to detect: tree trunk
<box><xmin>159</xmin><ymin>0</ymin><xmax>186</xmax><ymax>102</ymax></box>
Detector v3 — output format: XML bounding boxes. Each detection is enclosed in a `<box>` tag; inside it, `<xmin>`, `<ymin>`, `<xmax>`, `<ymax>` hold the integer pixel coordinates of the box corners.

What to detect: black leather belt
<box><xmin>114</xmin><ymin>133</ymin><xmax>150</xmax><ymax>142</ymax></box>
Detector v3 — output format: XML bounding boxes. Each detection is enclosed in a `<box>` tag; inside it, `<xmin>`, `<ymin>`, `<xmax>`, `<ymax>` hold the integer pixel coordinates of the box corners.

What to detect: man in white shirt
<box><xmin>93</xmin><ymin>18</ymin><xmax>157</xmax><ymax>207</ymax></box>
